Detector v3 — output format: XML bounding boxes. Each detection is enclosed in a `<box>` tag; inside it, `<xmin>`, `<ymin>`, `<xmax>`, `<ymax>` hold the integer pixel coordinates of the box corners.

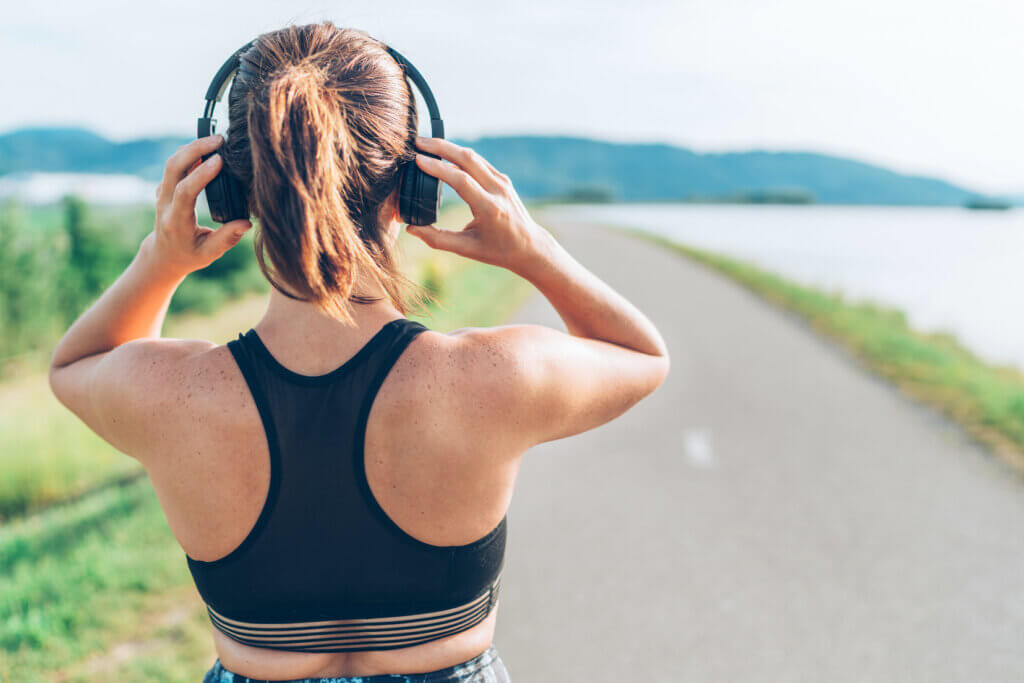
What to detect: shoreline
<box><xmin>628</xmin><ymin>227</ymin><xmax>1024</xmax><ymax>478</ymax></box>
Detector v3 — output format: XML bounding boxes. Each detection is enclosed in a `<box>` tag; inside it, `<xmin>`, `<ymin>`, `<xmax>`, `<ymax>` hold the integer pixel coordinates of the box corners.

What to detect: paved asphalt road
<box><xmin>492</xmin><ymin>220</ymin><xmax>1024</xmax><ymax>682</ymax></box>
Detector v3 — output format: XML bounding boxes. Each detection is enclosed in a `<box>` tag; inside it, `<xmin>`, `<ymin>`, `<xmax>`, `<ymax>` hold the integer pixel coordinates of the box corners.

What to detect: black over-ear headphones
<box><xmin>197</xmin><ymin>40</ymin><xmax>444</xmax><ymax>226</ymax></box>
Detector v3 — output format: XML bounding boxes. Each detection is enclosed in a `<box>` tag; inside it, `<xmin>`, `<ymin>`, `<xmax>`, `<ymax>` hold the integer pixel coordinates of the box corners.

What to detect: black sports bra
<box><xmin>186</xmin><ymin>318</ymin><xmax>507</xmax><ymax>652</ymax></box>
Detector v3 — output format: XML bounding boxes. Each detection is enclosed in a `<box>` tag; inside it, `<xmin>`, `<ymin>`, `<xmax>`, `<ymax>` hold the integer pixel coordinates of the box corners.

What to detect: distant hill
<box><xmin>460</xmin><ymin>136</ymin><xmax>981</xmax><ymax>206</ymax></box>
<box><xmin>0</xmin><ymin>128</ymin><xmax>185</xmax><ymax>181</ymax></box>
<box><xmin>0</xmin><ymin>127</ymin><xmax>993</xmax><ymax>206</ymax></box>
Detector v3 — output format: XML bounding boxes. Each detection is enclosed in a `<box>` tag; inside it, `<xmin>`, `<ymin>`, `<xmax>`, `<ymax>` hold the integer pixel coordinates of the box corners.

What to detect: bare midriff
<box><xmin>211</xmin><ymin>605</ymin><xmax>498</xmax><ymax>679</ymax></box>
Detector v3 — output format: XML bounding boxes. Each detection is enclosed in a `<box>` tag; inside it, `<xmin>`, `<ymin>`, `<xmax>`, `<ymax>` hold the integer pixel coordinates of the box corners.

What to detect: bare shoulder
<box><xmin>373</xmin><ymin>324</ymin><xmax>545</xmax><ymax>458</ymax></box>
<box><xmin>80</xmin><ymin>338</ymin><xmax>256</xmax><ymax>461</ymax></box>
<box><xmin>389</xmin><ymin>321</ymin><xmax>669</xmax><ymax>449</ymax></box>
<box><xmin>390</xmin><ymin>325</ymin><xmax>537</xmax><ymax>407</ymax></box>
<box><xmin>103</xmin><ymin>338</ymin><xmax>244</xmax><ymax>410</ymax></box>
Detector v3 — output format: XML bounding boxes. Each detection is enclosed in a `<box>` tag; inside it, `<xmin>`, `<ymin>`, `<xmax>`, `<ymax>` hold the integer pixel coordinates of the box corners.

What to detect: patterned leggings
<box><xmin>201</xmin><ymin>645</ymin><xmax>511</xmax><ymax>683</ymax></box>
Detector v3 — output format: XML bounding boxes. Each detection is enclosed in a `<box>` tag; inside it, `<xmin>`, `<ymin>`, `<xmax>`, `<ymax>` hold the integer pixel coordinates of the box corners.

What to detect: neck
<box><xmin>256</xmin><ymin>275</ymin><xmax>404</xmax><ymax>341</ymax></box>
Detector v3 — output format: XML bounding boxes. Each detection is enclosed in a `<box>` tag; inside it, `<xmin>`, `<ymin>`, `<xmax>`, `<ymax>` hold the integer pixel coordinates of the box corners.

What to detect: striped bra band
<box><xmin>206</xmin><ymin>575</ymin><xmax>502</xmax><ymax>653</ymax></box>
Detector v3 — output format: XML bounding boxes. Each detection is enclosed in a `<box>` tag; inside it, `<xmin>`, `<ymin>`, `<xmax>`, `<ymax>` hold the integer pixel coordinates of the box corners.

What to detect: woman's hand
<box><xmin>146</xmin><ymin>135</ymin><xmax>253</xmax><ymax>278</ymax></box>
<box><xmin>405</xmin><ymin>137</ymin><xmax>555</xmax><ymax>276</ymax></box>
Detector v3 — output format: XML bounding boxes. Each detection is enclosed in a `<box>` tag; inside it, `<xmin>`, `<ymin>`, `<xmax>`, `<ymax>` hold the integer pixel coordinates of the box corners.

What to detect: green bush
<box><xmin>0</xmin><ymin>198</ymin><xmax>266</xmax><ymax>373</ymax></box>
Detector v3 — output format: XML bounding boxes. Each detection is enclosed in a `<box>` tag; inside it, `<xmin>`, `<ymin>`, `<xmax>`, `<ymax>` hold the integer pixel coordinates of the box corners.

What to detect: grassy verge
<box><xmin>639</xmin><ymin>230</ymin><xmax>1024</xmax><ymax>474</ymax></box>
<box><xmin>1</xmin><ymin>204</ymin><xmax>534</xmax><ymax>681</ymax></box>
<box><xmin>1</xmin><ymin>479</ymin><xmax>195</xmax><ymax>682</ymax></box>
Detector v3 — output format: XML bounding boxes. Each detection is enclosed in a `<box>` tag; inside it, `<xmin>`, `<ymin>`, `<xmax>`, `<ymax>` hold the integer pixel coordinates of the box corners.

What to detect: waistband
<box><xmin>206</xmin><ymin>575</ymin><xmax>501</xmax><ymax>653</ymax></box>
<box><xmin>203</xmin><ymin>644</ymin><xmax>501</xmax><ymax>682</ymax></box>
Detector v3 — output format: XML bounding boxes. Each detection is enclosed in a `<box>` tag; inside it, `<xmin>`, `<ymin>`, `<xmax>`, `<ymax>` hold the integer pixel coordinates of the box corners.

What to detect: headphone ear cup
<box><xmin>223</xmin><ymin>173</ymin><xmax>249</xmax><ymax>222</ymax></box>
<box><xmin>397</xmin><ymin>161</ymin><xmax>416</xmax><ymax>226</ymax></box>
<box><xmin>417</xmin><ymin>170</ymin><xmax>441</xmax><ymax>226</ymax></box>
<box><xmin>398</xmin><ymin>157</ymin><xmax>441</xmax><ymax>226</ymax></box>
<box><xmin>203</xmin><ymin>155</ymin><xmax>249</xmax><ymax>223</ymax></box>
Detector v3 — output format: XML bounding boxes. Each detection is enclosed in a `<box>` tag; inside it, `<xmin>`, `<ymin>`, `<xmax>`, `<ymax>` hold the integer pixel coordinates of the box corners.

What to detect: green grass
<box><xmin>0</xmin><ymin>479</ymin><xmax>198</xmax><ymax>682</ymax></box>
<box><xmin>641</xmin><ymin>231</ymin><xmax>1024</xmax><ymax>473</ymax></box>
<box><xmin>0</xmin><ymin>200</ymin><xmax>270</xmax><ymax>373</ymax></box>
<box><xmin>0</xmin><ymin>202</ymin><xmax>534</xmax><ymax>681</ymax></box>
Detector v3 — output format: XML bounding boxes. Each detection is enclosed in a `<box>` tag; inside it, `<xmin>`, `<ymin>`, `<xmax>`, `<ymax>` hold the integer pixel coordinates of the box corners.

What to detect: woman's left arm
<box><xmin>49</xmin><ymin>134</ymin><xmax>252</xmax><ymax>457</ymax></box>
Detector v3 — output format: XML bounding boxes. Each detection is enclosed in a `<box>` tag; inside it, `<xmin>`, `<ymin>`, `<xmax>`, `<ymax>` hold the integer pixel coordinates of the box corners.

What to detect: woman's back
<box><xmin>139</xmin><ymin>310</ymin><xmax>523</xmax><ymax>676</ymax></box>
<box><xmin>187</xmin><ymin>317</ymin><xmax>506</xmax><ymax>648</ymax></box>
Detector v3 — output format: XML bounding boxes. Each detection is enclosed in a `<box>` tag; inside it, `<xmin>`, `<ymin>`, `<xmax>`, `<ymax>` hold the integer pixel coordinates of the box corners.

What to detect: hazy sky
<box><xmin>3</xmin><ymin>0</ymin><xmax>1022</xmax><ymax>193</ymax></box>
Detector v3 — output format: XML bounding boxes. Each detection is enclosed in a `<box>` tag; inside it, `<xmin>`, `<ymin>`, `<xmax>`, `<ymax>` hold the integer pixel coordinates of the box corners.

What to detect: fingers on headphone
<box><xmin>414</xmin><ymin>135</ymin><xmax>452</xmax><ymax>157</ymax></box>
<box><xmin>164</xmin><ymin>135</ymin><xmax>224</xmax><ymax>185</ymax></box>
<box><xmin>442</xmin><ymin>144</ymin><xmax>500</xmax><ymax>190</ymax></box>
<box><xmin>416</xmin><ymin>138</ymin><xmax>502</xmax><ymax>191</ymax></box>
<box><xmin>203</xmin><ymin>219</ymin><xmax>253</xmax><ymax>258</ymax></box>
<box><xmin>415</xmin><ymin>154</ymin><xmax>489</xmax><ymax>208</ymax></box>
<box><xmin>173</xmin><ymin>153</ymin><xmax>223</xmax><ymax>210</ymax></box>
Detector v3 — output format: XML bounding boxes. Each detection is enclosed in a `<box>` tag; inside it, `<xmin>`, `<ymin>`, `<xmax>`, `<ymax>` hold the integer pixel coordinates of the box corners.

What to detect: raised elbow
<box><xmin>48</xmin><ymin>360</ymin><xmax>71</xmax><ymax>410</ymax></box>
<box><xmin>638</xmin><ymin>350</ymin><xmax>670</xmax><ymax>399</ymax></box>
<box><xmin>653</xmin><ymin>350</ymin><xmax>671</xmax><ymax>391</ymax></box>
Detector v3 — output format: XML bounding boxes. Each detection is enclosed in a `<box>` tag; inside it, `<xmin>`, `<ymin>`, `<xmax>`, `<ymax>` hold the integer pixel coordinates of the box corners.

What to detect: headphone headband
<box><xmin>197</xmin><ymin>33</ymin><xmax>445</xmax><ymax>226</ymax></box>
<box><xmin>199</xmin><ymin>39</ymin><xmax>444</xmax><ymax>138</ymax></box>
<box><xmin>203</xmin><ymin>41</ymin><xmax>254</xmax><ymax>106</ymax></box>
<box><xmin>384</xmin><ymin>46</ymin><xmax>445</xmax><ymax>138</ymax></box>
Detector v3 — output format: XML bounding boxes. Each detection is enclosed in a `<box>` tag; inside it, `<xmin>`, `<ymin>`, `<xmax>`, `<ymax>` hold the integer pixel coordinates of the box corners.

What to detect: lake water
<box><xmin>543</xmin><ymin>204</ymin><xmax>1024</xmax><ymax>370</ymax></box>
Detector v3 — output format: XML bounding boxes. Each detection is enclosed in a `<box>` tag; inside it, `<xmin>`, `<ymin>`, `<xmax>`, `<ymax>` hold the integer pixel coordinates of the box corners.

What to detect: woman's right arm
<box><xmin>408</xmin><ymin>137</ymin><xmax>670</xmax><ymax>448</ymax></box>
